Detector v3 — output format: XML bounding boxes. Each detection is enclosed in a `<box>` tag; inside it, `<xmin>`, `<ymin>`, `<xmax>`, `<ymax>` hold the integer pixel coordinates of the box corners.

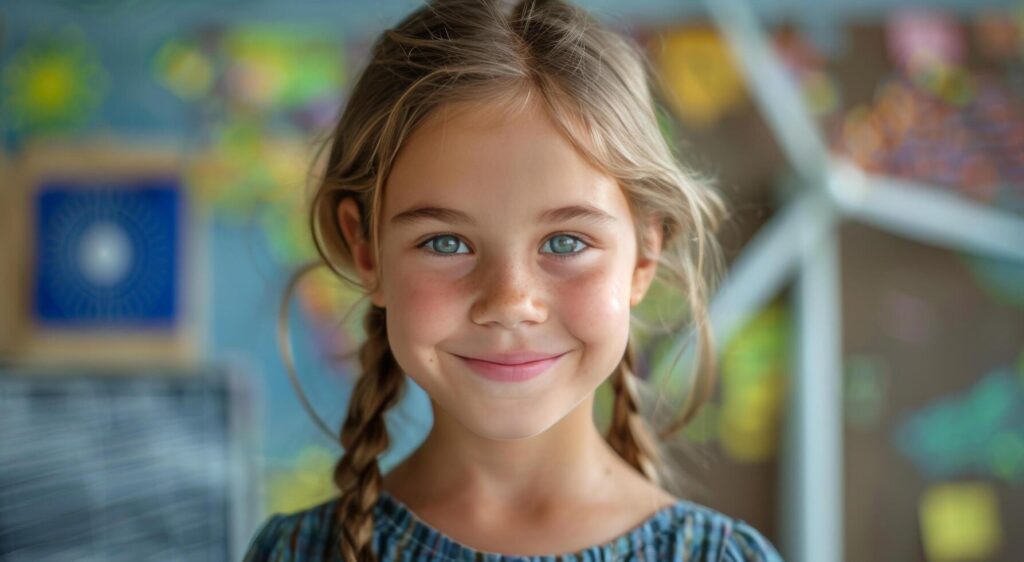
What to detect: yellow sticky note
<box><xmin>919</xmin><ymin>482</ymin><xmax>1002</xmax><ymax>562</ymax></box>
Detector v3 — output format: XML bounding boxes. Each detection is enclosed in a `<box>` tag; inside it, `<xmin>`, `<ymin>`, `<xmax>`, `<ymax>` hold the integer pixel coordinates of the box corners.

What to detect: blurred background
<box><xmin>1</xmin><ymin>0</ymin><xmax>1022</xmax><ymax>561</ymax></box>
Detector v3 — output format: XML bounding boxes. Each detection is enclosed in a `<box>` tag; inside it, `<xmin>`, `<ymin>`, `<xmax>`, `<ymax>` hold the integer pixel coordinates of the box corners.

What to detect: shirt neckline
<box><xmin>374</xmin><ymin>489</ymin><xmax>693</xmax><ymax>561</ymax></box>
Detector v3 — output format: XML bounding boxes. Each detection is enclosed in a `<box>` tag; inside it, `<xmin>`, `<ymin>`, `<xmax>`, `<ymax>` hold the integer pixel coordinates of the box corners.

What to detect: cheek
<box><xmin>382</xmin><ymin>258</ymin><xmax>465</xmax><ymax>377</ymax></box>
<box><xmin>387</xmin><ymin>271</ymin><xmax>459</xmax><ymax>344</ymax></box>
<box><xmin>556</xmin><ymin>263</ymin><xmax>632</xmax><ymax>346</ymax></box>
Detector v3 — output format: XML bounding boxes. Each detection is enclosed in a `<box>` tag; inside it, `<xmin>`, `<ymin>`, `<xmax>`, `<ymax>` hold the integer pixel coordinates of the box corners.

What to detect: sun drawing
<box><xmin>2</xmin><ymin>29</ymin><xmax>108</xmax><ymax>134</ymax></box>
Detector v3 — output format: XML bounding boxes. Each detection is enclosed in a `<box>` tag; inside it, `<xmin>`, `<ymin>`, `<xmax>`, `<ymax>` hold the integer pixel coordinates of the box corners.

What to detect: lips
<box><xmin>460</xmin><ymin>351</ymin><xmax>566</xmax><ymax>366</ymax></box>
<box><xmin>454</xmin><ymin>351</ymin><xmax>568</xmax><ymax>383</ymax></box>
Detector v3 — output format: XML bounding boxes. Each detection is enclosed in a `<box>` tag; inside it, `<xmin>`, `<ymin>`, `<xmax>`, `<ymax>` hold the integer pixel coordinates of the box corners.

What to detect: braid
<box><xmin>329</xmin><ymin>304</ymin><xmax>405</xmax><ymax>562</ymax></box>
<box><xmin>605</xmin><ymin>338</ymin><xmax>664</xmax><ymax>486</ymax></box>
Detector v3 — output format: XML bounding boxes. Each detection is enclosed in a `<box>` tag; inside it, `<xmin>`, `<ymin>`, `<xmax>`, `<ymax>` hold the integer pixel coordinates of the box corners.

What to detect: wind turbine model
<box><xmin>648</xmin><ymin>1</ymin><xmax>1024</xmax><ymax>561</ymax></box>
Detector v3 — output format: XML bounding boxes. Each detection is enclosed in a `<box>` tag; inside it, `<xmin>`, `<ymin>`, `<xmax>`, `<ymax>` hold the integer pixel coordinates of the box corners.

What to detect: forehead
<box><xmin>383</xmin><ymin>98</ymin><xmax>632</xmax><ymax>227</ymax></box>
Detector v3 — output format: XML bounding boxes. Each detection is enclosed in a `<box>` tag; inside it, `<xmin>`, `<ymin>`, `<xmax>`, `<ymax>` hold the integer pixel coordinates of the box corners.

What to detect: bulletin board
<box><xmin>841</xmin><ymin>221</ymin><xmax>1024</xmax><ymax>562</ymax></box>
<box><xmin>0</xmin><ymin>365</ymin><xmax>259</xmax><ymax>561</ymax></box>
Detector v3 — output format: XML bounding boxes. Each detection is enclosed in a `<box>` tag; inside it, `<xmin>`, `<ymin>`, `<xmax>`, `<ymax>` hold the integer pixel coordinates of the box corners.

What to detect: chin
<box><xmin>441</xmin><ymin>396</ymin><xmax>564</xmax><ymax>441</ymax></box>
<box><xmin>466</xmin><ymin>420</ymin><xmax>554</xmax><ymax>441</ymax></box>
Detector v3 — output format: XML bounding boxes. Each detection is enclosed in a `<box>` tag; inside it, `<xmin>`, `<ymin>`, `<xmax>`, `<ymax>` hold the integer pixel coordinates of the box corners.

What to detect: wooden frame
<box><xmin>1</xmin><ymin>140</ymin><xmax>202</xmax><ymax>368</ymax></box>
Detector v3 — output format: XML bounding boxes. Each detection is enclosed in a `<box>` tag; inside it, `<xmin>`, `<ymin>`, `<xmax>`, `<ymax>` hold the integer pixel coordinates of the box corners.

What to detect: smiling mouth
<box><xmin>453</xmin><ymin>352</ymin><xmax>568</xmax><ymax>383</ymax></box>
<box><xmin>458</xmin><ymin>355</ymin><xmax>563</xmax><ymax>366</ymax></box>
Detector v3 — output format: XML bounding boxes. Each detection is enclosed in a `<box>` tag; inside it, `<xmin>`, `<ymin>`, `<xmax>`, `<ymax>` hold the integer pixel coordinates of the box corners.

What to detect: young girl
<box><xmin>245</xmin><ymin>0</ymin><xmax>783</xmax><ymax>560</ymax></box>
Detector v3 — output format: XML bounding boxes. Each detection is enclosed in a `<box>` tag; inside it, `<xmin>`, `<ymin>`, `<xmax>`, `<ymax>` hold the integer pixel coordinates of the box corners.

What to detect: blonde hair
<box><xmin>279</xmin><ymin>0</ymin><xmax>727</xmax><ymax>560</ymax></box>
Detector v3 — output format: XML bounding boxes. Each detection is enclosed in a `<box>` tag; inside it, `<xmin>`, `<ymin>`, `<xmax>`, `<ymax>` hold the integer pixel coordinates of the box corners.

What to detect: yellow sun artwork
<box><xmin>2</xmin><ymin>28</ymin><xmax>107</xmax><ymax>135</ymax></box>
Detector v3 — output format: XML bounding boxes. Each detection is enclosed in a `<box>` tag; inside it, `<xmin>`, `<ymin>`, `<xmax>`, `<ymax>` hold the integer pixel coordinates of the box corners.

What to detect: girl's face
<box><xmin>338</xmin><ymin>98</ymin><xmax>661</xmax><ymax>441</ymax></box>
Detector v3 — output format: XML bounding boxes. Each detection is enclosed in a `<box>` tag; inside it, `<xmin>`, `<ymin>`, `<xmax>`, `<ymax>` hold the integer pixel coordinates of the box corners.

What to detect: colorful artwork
<box><xmin>894</xmin><ymin>359</ymin><xmax>1024</xmax><ymax>484</ymax></box>
<box><xmin>919</xmin><ymin>482</ymin><xmax>1003</xmax><ymax>562</ymax></box>
<box><xmin>654</xmin><ymin>28</ymin><xmax>747</xmax><ymax>129</ymax></box>
<box><xmin>184</xmin><ymin>123</ymin><xmax>316</xmax><ymax>262</ymax></box>
<box><xmin>2</xmin><ymin>27</ymin><xmax>107</xmax><ymax>136</ymax></box>
<box><xmin>222</xmin><ymin>25</ymin><xmax>345</xmax><ymax>114</ymax></box>
<box><xmin>717</xmin><ymin>303</ymin><xmax>789</xmax><ymax>462</ymax></box>
<box><xmin>158</xmin><ymin>24</ymin><xmax>349</xmax><ymax>267</ymax></box>
<box><xmin>152</xmin><ymin>24</ymin><xmax>345</xmax><ymax>131</ymax></box>
<box><xmin>831</xmin><ymin>74</ymin><xmax>1024</xmax><ymax>210</ymax></box>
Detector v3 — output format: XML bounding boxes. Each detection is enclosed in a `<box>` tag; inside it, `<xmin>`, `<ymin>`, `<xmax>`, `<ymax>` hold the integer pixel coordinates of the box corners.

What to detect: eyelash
<box><xmin>416</xmin><ymin>233</ymin><xmax>591</xmax><ymax>261</ymax></box>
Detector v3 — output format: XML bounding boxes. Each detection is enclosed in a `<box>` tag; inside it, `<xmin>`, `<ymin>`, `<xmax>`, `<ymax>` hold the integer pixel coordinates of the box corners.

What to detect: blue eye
<box><xmin>417</xmin><ymin>233</ymin><xmax>589</xmax><ymax>260</ymax></box>
<box><xmin>420</xmin><ymin>234</ymin><xmax>469</xmax><ymax>256</ymax></box>
<box><xmin>542</xmin><ymin>234</ymin><xmax>588</xmax><ymax>259</ymax></box>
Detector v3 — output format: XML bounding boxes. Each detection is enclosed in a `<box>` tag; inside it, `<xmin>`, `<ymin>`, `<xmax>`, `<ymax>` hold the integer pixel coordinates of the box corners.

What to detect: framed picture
<box><xmin>1</xmin><ymin>141</ymin><xmax>202</xmax><ymax>367</ymax></box>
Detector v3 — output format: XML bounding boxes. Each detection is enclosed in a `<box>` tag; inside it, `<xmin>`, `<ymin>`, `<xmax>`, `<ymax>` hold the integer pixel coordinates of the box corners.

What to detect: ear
<box><xmin>337</xmin><ymin>197</ymin><xmax>386</xmax><ymax>308</ymax></box>
<box><xmin>630</xmin><ymin>220</ymin><xmax>663</xmax><ymax>308</ymax></box>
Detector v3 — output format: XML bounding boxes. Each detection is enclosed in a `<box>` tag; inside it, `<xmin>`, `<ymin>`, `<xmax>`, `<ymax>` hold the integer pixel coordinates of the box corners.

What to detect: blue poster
<box><xmin>32</xmin><ymin>179</ymin><xmax>182</xmax><ymax>327</ymax></box>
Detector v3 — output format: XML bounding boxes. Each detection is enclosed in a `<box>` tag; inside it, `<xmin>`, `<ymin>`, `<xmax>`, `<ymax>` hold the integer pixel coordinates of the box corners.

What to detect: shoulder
<box><xmin>663</xmin><ymin>500</ymin><xmax>784</xmax><ymax>562</ymax></box>
<box><xmin>717</xmin><ymin>517</ymin><xmax>784</xmax><ymax>562</ymax></box>
<box><xmin>242</xmin><ymin>498</ymin><xmax>341</xmax><ymax>562</ymax></box>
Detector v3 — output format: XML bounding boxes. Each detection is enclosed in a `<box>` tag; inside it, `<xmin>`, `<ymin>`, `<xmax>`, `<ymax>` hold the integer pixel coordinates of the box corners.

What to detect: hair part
<box><xmin>280</xmin><ymin>0</ymin><xmax>728</xmax><ymax>559</ymax></box>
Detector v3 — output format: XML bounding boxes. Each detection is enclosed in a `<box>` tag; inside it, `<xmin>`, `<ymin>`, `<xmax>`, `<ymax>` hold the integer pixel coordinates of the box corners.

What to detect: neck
<box><xmin>382</xmin><ymin>394</ymin><xmax>632</xmax><ymax>518</ymax></box>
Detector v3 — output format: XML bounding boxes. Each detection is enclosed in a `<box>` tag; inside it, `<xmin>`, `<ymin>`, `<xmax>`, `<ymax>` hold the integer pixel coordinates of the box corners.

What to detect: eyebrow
<box><xmin>389</xmin><ymin>204</ymin><xmax>617</xmax><ymax>227</ymax></box>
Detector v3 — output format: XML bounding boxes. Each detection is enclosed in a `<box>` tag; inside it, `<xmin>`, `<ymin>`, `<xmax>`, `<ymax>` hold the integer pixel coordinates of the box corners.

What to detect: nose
<box><xmin>469</xmin><ymin>256</ymin><xmax>547</xmax><ymax>329</ymax></box>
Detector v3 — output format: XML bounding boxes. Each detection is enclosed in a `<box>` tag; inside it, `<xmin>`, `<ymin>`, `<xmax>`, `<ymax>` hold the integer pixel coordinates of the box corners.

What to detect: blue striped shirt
<box><xmin>243</xmin><ymin>491</ymin><xmax>783</xmax><ymax>561</ymax></box>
